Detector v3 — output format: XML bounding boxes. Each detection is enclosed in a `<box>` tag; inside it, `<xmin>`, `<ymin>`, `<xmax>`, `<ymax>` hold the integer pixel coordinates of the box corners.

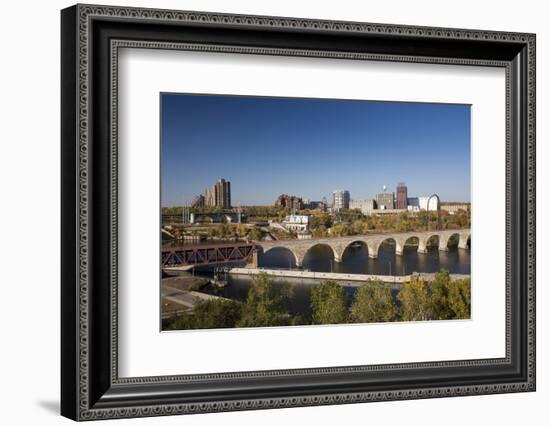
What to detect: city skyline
<box><xmin>161</xmin><ymin>94</ymin><xmax>471</xmax><ymax>207</ymax></box>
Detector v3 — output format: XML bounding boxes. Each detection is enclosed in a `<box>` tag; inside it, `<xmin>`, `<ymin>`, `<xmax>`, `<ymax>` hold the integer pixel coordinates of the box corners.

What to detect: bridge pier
<box><xmin>417</xmin><ymin>240</ymin><xmax>428</xmax><ymax>254</ymax></box>
<box><xmin>366</xmin><ymin>242</ymin><xmax>379</xmax><ymax>259</ymax></box>
<box><xmin>438</xmin><ymin>239</ymin><xmax>448</xmax><ymax>252</ymax></box>
<box><xmin>395</xmin><ymin>241</ymin><xmax>404</xmax><ymax>256</ymax></box>
<box><xmin>248</xmin><ymin>249</ymin><xmax>259</xmax><ymax>268</ymax></box>
<box><xmin>458</xmin><ymin>236</ymin><xmax>470</xmax><ymax>250</ymax></box>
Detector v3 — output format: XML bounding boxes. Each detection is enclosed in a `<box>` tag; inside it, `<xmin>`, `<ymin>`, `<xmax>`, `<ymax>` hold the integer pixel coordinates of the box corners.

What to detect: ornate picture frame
<box><xmin>61</xmin><ymin>4</ymin><xmax>535</xmax><ymax>420</ymax></box>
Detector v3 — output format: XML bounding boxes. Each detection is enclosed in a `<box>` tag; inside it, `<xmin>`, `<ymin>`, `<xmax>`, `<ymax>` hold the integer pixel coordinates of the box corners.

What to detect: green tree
<box><xmin>331</xmin><ymin>223</ymin><xmax>352</xmax><ymax>237</ymax></box>
<box><xmin>208</xmin><ymin>226</ymin><xmax>220</xmax><ymax>239</ymax></box>
<box><xmin>220</xmin><ymin>223</ymin><xmax>231</xmax><ymax>238</ymax></box>
<box><xmin>248</xmin><ymin>226</ymin><xmax>263</xmax><ymax>241</ymax></box>
<box><xmin>397</xmin><ymin>277</ymin><xmax>432</xmax><ymax>321</ymax></box>
<box><xmin>397</xmin><ymin>271</ymin><xmax>471</xmax><ymax>322</ymax></box>
<box><xmin>310</xmin><ymin>213</ymin><xmax>333</xmax><ymax>230</ymax></box>
<box><xmin>312</xmin><ymin>225</ymin><xmax>328</xmax><ymax>238</ymax></box>
<box><xmin>429</xmin><ymin>269</ymin><xmax>453</xmax><ymax>320</ymax></box>
<box><xmin>350</xmin><ymin>281</ymin><xmax>397</xmax><ymax>323</ymax></box>
<box><xmin>168</xmin><ymin>299</ymin><xmax>241</xmax><ymax>330</ymax></box>
<box><xmin>417</xmin><ymin>210</ymin><xmax>429</xmax><ymax>231</ymax></box>
<box><xmin>396</xmin><ymin>212</ymin><xmax>413</xmax><ymax>232</ymax></box>
<box><xmin>311</xmin><ymin>281</ymin><xmax>348</xmax><ymax>324</ymax></box>
<box><xmin>235</xmin><ymin>224</ymin><xmax>248</xmax><ymax>238</ymax></box>
<box><xmin>238</xmin><ymin>273</ymin><xmax>291</xmax><ymax>327</ymax></box>
<box><xmin>447</xmin><ymin>277</ymin><xmax>471</xmax><ymax>319</ymax></box>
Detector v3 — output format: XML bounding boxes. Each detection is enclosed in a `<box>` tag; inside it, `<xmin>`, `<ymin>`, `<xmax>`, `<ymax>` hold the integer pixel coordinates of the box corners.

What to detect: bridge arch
<box><xmin>340</xmin><ymin>240</ymin><xmax>369</xmax><ymax>261</ymax></box>
<box><xmin>369</xmin><ymin>237</ymin><xmax>397</xmax><ymax>259</ymax></box>
<box><xmin>398</xmin><ymin>236</ymin><xmax>420</xmax><ymax>255</ymax></box>
<box><xmin>418</xmin><ymin>234</ymin><xmax>440</xmax><ymax>254</ymax></box>
<box><xmin>458</xmin><ymin>231</ymin><xmax>471</xmax><ymax>250</ymax></box>
<box><xmin>261</xmin><ymin>246</ymin><xmax>300</xmax><ymax>269</ymax></box>
<box><xmin>443</xmin><ymin>232</ymin><xmax>461</xmax><ymax>251</ymax></box>
<box><xmin>302</xmin><ymin>243</ymin><xmax>340</xmax><ymax>267</ymax></box>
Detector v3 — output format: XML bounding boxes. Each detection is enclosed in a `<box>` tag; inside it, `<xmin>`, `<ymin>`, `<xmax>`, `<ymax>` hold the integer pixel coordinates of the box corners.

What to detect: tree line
<box><xmin>311</xmin><ymin>209</ymin><xmax>470</xmax><ymax>238</ymax></box>
<box><xmin>165</xmin><ymin>270</ymin><xmax>470</xmax><ymax>330</ymax></box>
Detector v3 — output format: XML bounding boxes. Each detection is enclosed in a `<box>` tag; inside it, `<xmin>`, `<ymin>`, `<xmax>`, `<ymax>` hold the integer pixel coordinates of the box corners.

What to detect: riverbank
<box><xmin>228</xmin><ymin>267</ymin><xmax>469</xmax><ymax>285</ymax></box>
<box><xmin>161</xmin><ymin>276</ymin><xmax>231</xmax><ymax>319</ymax></box>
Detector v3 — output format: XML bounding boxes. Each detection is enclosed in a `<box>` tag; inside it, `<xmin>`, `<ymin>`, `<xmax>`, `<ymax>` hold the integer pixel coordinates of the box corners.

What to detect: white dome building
<box><xmin>418</xmin><ymin>194</ymin><xmax>440</xmax><ymax>211</ymax></box>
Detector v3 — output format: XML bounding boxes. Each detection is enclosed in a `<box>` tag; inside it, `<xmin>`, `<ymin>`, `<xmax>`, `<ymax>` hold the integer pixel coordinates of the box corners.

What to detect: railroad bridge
<box><xmin>256</xmin><ymin>229</ymin><xmax>470</xmax><ymax>268</ymax></box>
<box><xmin>162</xmin><ymin>242</ymin><xmax>255</xmax><ymax>268</ymax></box>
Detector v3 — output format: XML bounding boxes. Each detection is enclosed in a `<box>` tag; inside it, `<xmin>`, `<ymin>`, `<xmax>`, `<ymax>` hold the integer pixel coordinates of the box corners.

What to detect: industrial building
<box><xmin>349</xmin><ymin>199</ymin><xmax>377</xmax><ymax>215</ymax></box>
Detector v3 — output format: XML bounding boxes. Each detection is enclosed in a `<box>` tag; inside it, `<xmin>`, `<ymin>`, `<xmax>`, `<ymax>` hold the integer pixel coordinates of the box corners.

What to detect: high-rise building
<box><xmin>275</xmin><ymin>194</ymin><xmax>303</xmax><ymax>211</ymax></box>
<box><xmin>205</xmin><ymin>178</ymin><xmax>231</xmax><ymax>209</ymax></box>
<box><xmin>396</xmin><ymin>182</ymin><xmax>408</xmax><ymax>209</ymax></box>
<box><xmin>376</xmin><ymin>192</ymin><xmax>394</xmax><ymax>210</ymax></box>
<box><xmin>332</xmin><ymin>190</ymin><xmax>350</xmax><ymax>210</ymax></box>
<box><xmin>191</xmin><ymin>194</ymin><xmax>205</xmax><ymax>208</ymax></box>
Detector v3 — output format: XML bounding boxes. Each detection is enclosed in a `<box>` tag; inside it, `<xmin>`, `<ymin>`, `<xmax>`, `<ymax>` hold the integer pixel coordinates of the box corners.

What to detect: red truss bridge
<box><xmin>161</xmin><ymin>242</ymin><xmax>256</xmax><ymax>268</ymax></box>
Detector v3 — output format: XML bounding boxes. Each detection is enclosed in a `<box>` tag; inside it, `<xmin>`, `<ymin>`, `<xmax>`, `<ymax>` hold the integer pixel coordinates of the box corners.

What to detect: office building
<box><xmin>396</xmin><ymin>182</ymin><xmax>408</xmax><ymax>209</ymax></box>
<box><xmin>376</xmin><ymin>192</ymin><xmax>394</xmax><ymax>210</ymax></box>
<box><xmin>333</xmin><ymin>190</ymin><xmax>350</xmax><ymax>210</ymax></box>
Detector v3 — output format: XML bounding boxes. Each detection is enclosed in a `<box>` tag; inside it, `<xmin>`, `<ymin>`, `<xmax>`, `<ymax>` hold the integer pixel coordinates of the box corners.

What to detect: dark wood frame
<box><xmin>61</xmin><ymin>4</ymin><xmax>536</xmax><ymax>421</ymax></box>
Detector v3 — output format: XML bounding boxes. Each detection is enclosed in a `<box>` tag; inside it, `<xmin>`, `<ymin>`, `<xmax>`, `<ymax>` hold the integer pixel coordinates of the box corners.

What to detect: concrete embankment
<box><xmin>161</xmin><ymin>277</ymin><xmax>231</xmax><ymax>318</ymax></box>
<box><xmin>228</xmin><ymin>267</ymin><xmax>469</xmax><ymax>286</ymax></box>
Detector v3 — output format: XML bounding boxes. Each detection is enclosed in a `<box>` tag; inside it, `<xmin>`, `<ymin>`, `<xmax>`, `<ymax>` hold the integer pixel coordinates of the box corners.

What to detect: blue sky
<box><xmin>161</xmin><ymin>93</ymin><xmax>471</xmax><ymax>207</ymax></box>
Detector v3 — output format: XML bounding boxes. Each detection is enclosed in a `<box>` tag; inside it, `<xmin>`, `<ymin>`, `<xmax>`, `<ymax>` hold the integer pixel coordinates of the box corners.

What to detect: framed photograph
<box><xmin>61</xmin><ymin>4</ymin><xmax>536</xmax><ymax>421</ymax></box>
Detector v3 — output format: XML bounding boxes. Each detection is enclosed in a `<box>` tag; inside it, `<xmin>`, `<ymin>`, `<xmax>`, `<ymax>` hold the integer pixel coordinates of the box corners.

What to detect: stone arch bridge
<box><xmin>256</xmin><ymin>229</ymin><xmax>470</xmax><ymax>268</ymax></box>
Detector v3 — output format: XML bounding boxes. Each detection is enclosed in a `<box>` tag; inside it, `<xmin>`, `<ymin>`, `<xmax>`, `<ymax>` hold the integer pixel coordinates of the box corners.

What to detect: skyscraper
<box><xmin>205</xmin><ymin>178</ymin><xmax>231</xmax><ymax>209</ymax></box>
<box><xmin>396</xmin><ymin>182</ymin><xmax>408</xmax><ymax>209</ymax></box>
<box><xmin>332</xmin><ymin>190</ymin><xmax>350</xmax><ymax>210</ymax></box>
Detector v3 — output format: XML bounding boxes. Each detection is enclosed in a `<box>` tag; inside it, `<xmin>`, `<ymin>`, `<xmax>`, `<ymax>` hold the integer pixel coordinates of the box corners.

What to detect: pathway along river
<box><xmin>200</xmin><ymin>241</ymin><xmax>471</xmax><ymax>317</ymax></box>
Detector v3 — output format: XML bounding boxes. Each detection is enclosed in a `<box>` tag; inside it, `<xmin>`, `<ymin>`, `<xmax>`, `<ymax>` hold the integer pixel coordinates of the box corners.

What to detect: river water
<box><xmin>201</xmin><ymin>243</ymin><xmax>470</xmax><ymax>316</ymax></box>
